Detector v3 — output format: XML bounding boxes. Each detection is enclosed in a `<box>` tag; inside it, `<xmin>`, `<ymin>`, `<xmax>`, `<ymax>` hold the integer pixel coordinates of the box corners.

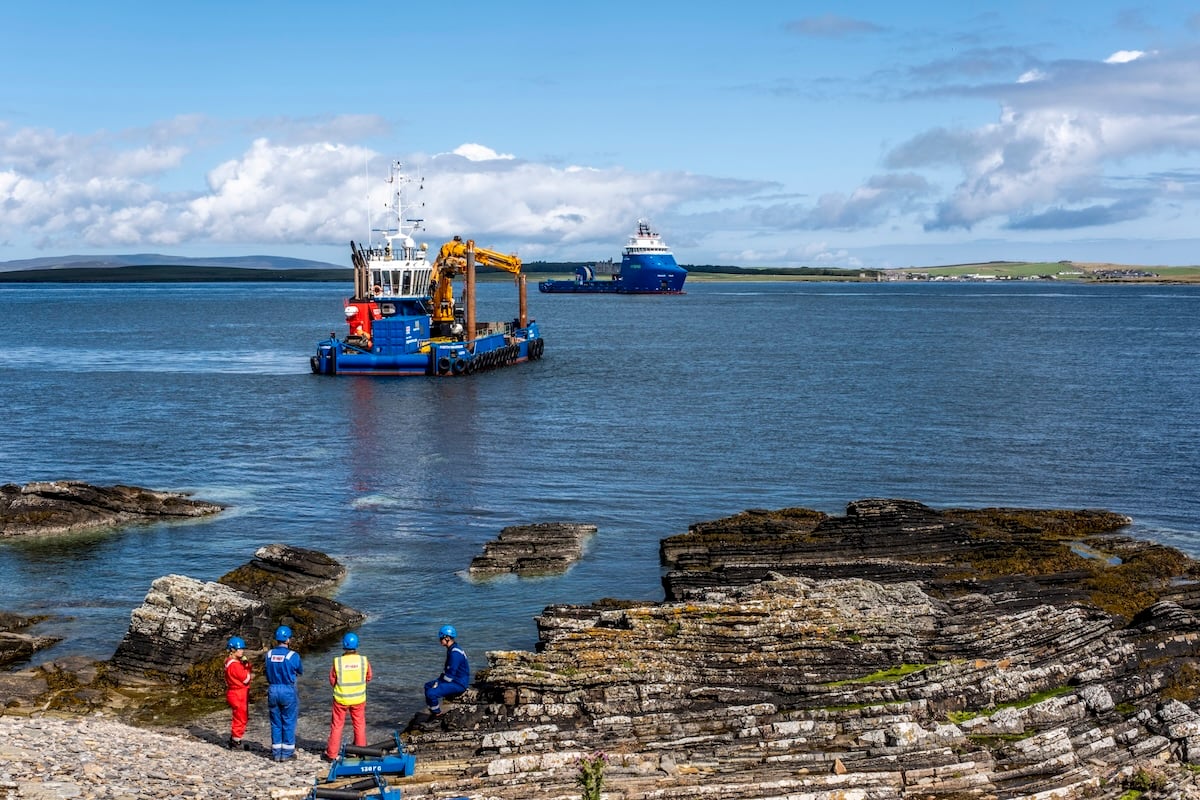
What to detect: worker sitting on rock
<box><xmin>324</xmin><ymin>632</ymin><xmax>372</xmax><ymax>761</ymax></box>
<box><xmin>421</xmin><ymin>625</ymin><xmax>469</xmax><ymax>727</ymax></box>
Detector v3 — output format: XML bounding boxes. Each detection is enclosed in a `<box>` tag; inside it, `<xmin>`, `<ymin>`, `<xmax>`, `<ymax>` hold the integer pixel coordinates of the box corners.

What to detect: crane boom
<box><xmin>428</xmin><ymin>236</ymin><xmax>523</xmax><ymax>326</ymax></box>
<box><xmin>432</xmin><ymin>237</ymin><xmax>522</xmax><ymax>275</ymax></box>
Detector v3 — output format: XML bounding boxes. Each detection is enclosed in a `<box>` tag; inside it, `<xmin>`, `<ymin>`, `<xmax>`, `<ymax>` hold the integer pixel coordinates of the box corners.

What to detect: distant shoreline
<box><xmin>1</xmin><ymin>263</ymin><xmax>1198</xmax><ymax>284</ymax></box>
<box><xmin>0</xmin><ymin>266</ymin><xmax>353</xmax><ymax>283</ymax></box>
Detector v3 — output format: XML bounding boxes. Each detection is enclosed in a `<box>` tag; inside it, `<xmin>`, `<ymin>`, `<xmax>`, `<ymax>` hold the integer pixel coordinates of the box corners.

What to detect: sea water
<box><xmin>0</xmin><ymin>279</ymin><xmax>1197</xmax><ymax>723</ymax></box>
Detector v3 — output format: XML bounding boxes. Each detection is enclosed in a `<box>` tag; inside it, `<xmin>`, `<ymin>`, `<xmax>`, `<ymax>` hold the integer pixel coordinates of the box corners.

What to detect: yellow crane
<box><xmin>429</xmin><ymin>236</ymin><xmax>524</xmax><ymax>327</ymax></box>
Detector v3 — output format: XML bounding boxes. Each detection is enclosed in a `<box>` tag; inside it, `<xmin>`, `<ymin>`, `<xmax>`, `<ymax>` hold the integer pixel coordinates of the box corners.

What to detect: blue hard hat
<box><xmin>342</xmin><ymin>632</ymin><xmax>359</xmax><ymax>649</ymax></box>
<box><xmin>275</xmin><ymin>625</ymin><xmax>293</xmax><ymax>642</ymax></box>
<box><xmin>228</xmin><ymin>636</ymin><xmax>246</xmax><ymax>650</ymax></box>
<box><xmin>438</xmin><ymin>624</ymin><xmax>457</xmax><ymax>640</ymax></box>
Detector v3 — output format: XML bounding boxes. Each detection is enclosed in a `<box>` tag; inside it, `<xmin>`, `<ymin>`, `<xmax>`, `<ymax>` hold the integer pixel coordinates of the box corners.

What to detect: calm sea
<box><xmin>1</xmin><ymin>279</ymin><xmax>1197</xmax><ymax>726</ymax></box>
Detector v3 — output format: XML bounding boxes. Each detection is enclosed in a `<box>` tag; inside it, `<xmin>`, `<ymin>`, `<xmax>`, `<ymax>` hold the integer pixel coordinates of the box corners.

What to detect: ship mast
<box><xmin>371</xmin><ymin>161</ymin><xmax>424</xmax><ymax>258</ymax></box>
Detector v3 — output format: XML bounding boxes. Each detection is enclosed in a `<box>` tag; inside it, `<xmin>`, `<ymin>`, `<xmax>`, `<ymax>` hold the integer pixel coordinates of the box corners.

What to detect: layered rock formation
<box><xmin>2</xmin><ymin>544</ymin><xmax>362</xmax><ymax>720</ymax></box>
<box><xmin>110</xmin><ymin>543</ymin><xmax>363</xmax><ymax>682</ymax></box>
<box><xmin>658</xmin><ymin>499</ymin><xmax>1138</xmax><ymax>603</ymax></box>
<box><xmin>108</xmin><ymin>575</ymin><xmax>271</xmax><ymax>681</ymax></box>
<box><xmin>6</xmin><ymin>497</ymin><xmax>1200</xmax><ymax>798</ymax></box>
<box><xmin>0</xmin><ymin>480</ymin><xmax>222</xmax><ymax>538</ymax></box>
<box><xmin>0</xmin><ymin>611</ymin><xmax>60</xmax><ymax>668</ymax></box>
<box><xmin>469</xmin><ymin>522</ymin><xmax>599</xmax><ymax>577</ymax></box>
<box><xmin>218</xmin><ymin>542</ymin><xmax>349</xmax><ymax>601</ymax></box>
<box><xmin>393</xmin><ymin>499</ymin><xmax>1200</xmax><ymax>800</ymax></box>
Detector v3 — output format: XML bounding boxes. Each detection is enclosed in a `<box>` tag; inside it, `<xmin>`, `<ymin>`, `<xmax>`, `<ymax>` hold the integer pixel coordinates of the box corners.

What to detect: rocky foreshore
<box><xmin>0</xmin><ymin>542</ymin><xmax>364</xmax><ymax>728</ymax></box>
<box><xmin>0</xmin><ymin>612</ymin><xmax>60</xmax><ymax>670</ymax></box>
<box><xmin>396</xmin><ymin>499</ymin><xmax>1200</xmax><ymax>799</ymax></box>
<box><xmin>0</xmin><ymin>481</ymin><xmax>223</xmax><ymax>539</ymax></box>
<box><xmin>7</xmin><ymin>498</ymin><xmax>1200</xmax><ymax>800</ymax></box>
<box><xmin>468</xmin><ymin>522</ymin><xmax>599</xmax><ymax>577</ymax></box>
<box><xmin>0</xmin><ymin>481</ymin><xmax>226</xmax><ymax>669</ymax></box>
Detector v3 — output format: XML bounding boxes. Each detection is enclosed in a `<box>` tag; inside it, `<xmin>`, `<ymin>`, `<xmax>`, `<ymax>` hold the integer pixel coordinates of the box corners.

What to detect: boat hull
<box><xmin>538</xmin><ymin>227</ymin><xmax>686</xmax><ymax>294</ymax></box>
<box><xmin>538</xmin><ymin>259</ymin><xmax>687</xmax><ymax>294</ymax></box>
<box><xmin>312</xmin><ymin>326</ymin><xmax>544</xmax><ymax>377</ymax></box>
<box><xmin>538</xmin><ymin>282</ymin><xmax>684</xmax><ymax>294</ymax></box>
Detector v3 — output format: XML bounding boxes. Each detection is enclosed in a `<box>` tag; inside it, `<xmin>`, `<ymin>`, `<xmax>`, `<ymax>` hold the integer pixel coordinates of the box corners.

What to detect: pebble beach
<box><xmin>0</xmin><ymin>713</ymin><xmax>327</xmax><ymax>800</ymax></box>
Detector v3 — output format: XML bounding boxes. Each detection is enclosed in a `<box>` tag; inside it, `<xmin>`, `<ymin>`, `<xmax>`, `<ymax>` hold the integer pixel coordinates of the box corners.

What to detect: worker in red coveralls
<box><xmin>323</xmin><ymin>632</ymin><xmax>372</xmax><ymax>761</ymax></box>
<box><xmin>223</xmin><ymin>636</ymin><xmax>252</xmax><ymax>750</ymax></box>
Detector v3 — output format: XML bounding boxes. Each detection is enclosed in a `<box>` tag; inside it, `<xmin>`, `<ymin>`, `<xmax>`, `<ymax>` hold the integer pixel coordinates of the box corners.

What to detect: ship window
<box><xmin>379</xmin><ymin>303</ymin><xmax>396</xmax><ymax>316</ymax></box>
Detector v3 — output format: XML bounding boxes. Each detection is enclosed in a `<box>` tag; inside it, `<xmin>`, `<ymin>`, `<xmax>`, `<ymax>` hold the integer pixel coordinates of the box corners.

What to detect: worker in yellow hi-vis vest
<box><xmin>323</xmin><ymin>632</ymin><xmax>373</xmax><ymax>761</ymax></box>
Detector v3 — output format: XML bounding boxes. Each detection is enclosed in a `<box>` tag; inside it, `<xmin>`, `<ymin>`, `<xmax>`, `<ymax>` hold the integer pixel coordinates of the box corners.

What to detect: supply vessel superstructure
<box><xmin>537</xmin><ymin>219</ymin><xmax>686</xmax><ymax>294</ymax></box>
<box><xmin>310</xmin><ymin>163</ymin><xmax>544</xmax><ymax>376</ymax></box>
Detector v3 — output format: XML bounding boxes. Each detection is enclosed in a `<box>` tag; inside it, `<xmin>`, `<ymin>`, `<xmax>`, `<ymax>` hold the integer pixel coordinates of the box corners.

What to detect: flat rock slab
<box><xmin>469</xmin><ymin>522</ymin><xmax>598</xmax><ymax>577</ymax></box>
<box><xmin>0</xmin><ymin>612</ymin><xmax>60</xmax><ymax>669</ymax></box>
<box><xmin>0</xmin><ymin>480</ymin><xmax>223</xmax><ymax>538</ymax></box>
<box><xmin>218</xmin><ymin>542</ymin><xmax>347</xmax><ymax>600</ymax></box>
<box><xmin>659</xmin><ymin>497</ymin><xmax>1136</xmax><ymax>602</ymax></box>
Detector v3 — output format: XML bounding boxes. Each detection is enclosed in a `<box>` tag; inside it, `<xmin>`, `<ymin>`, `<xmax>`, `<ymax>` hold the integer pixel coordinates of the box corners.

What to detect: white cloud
<box><xmin>1104</xmin><ymin>50</ymin><xmax>1145</xmax><ymax>64</ymax></box>
<box><xmin>722</xmin><ymin>45</ymin><xmax>1200</xmax><ymax>244</ymax></box>
<box><xmin>0</xmin><ymin>126</ymin><xmax>769</xmax><ymax>260</ymax></box>
<box><xmin>108</xmin><ymin>146</ymin><xmax>188</xmax><ymax>177</ymax></box>
<box><xmin>731</xmin><ymin>242</ymin><xmax>862</xmax><ymax>268</ymax></box>
<box><xmin>183</xmin><ymin>139</ymin><xmax>373</xmax><ymax>244</ymax></box>
<box><xmin>891</xmin><ymin>48</ymin><xmax>1200</xmax><ymax>231</ymax></box>
<box><xmin>415</xmin><ymin>157</ymin><xmax>768</xmax><ymax>258</ymax></box>
<box><xmin>450</xmin><ymin>143</ymin><xmax>515</xmax><ymax>162</ymax></box>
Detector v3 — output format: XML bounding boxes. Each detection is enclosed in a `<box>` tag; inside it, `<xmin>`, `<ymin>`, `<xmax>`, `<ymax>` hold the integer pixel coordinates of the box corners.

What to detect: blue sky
<box><xmin>3</xmin><ymin>1</ymin><xmax>1200</xmax><ymax>268</ymax></box>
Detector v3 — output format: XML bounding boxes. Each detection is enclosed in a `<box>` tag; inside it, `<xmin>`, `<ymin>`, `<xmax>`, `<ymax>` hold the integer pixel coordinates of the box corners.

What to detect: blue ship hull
<box><xmin>539</xmin><ymin>255</ymin><xmax>686</xmax><ymax>294</ymax></box>
<box><xmin>312</xmin><ymin>319</ymin><xmax>544</xmax><ymax>377</ymax></box>
<box><xmin>539</xmin><ymin>220</ymin><xmax>686</xmax><ymax>295</ymax></box>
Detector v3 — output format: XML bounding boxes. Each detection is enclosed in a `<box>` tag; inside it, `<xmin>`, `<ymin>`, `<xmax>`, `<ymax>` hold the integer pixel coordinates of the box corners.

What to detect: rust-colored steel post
<box><xmin>518</xmin><ymin>274</ymin><xmax>528</xmax><ymax>328</ymax></box>
<box><xmin>465</xmin><ymin>241</ymin><xmax>477</xmax><ymax>351</ymax></box>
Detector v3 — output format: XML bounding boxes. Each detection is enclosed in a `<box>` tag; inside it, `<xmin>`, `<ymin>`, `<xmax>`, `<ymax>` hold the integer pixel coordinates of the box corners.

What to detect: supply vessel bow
<box><xmin>311</xmin><ymin>164</ymin><xmax>544</xmax><ymax>377</ymax></box>
<box><xmin>538</xmin><ymin>219</ymin><xmax>686</xmax><ymax>294</ymax></box>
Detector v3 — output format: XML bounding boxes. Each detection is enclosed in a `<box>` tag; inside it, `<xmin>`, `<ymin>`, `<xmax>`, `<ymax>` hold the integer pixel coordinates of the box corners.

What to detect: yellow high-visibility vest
<box><xmin>333</xmin><ymin>654</ymin><xmax>369</xmax><ymax>705</ymax></box>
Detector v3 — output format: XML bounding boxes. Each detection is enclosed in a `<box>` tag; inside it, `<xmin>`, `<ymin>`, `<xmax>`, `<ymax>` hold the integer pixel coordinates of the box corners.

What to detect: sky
<box><xmin>3</xmin><ymin>1</ymin><xmax>1200</xmax><ymax>269</ymax></box>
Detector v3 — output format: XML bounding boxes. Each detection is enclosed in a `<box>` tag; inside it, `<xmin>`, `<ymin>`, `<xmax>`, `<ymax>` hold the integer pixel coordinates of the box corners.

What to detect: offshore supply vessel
<box><xmin>310</xmin><ymin>164</ymin><xmax>544</xmax><ymax>377</ymax></box>
<box><xmin>537</xmin><ymin>219</ymin><xmax>687</xmax><ymax>294</ymax></box>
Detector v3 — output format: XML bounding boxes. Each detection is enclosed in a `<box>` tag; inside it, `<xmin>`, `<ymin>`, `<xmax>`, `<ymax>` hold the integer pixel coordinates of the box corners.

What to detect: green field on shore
<box><xmin>896</xmin><ymin>262</ymin><xmax>1200</xmax><ymax>282</ymax></box>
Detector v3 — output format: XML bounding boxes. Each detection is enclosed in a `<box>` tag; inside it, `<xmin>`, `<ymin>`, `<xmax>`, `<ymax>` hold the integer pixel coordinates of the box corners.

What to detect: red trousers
<box><xmin>326</xmin><ymin>701</ymin><xmax>366</xmax><ymax>758</ymax></box>
<box><xmin>226</xmin><ymin>688</ymin><xmax>249</xmax><ymax>739</ymax></box>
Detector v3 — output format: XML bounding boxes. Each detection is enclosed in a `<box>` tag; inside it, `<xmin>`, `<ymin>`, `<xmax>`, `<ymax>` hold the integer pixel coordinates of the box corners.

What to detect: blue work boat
<box><xmin>311</xmin><ymin>164</ymin><xmax>545</xmax><ymax>377</ymax></box>
<box><xmin>538</xmin><ymin>219</ymin><xmax>687</xmax><ymax>294</ymax></box>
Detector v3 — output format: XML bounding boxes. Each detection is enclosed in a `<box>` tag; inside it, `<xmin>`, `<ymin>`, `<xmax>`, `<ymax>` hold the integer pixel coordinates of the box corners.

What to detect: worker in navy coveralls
<box><xmin>265</xmin><ymin>625</ymin><xmax>303</xmax><ymax>761</ymax></box>
<box><xmin>424</xmin><ymin>624</ymin><xmax>469</xmax><ymax>719</ymax></box>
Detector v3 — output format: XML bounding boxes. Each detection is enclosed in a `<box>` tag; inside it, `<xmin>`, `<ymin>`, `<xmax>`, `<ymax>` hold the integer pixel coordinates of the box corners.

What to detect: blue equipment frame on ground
<box><xmin>324</xmin><ymin>730</ymin><xmax>417</xmax><ymax>782</ymax></box>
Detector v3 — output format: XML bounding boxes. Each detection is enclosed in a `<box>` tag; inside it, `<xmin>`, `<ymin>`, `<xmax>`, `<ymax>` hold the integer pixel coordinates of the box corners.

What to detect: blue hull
<box><xmin>312</xmin><ymin>325</ymin><xmax>545</xmax><ymax>377</ymax></box>
<box><xmin>538</xmin><ymin>282</ymin><xmax>684</xmax><ymax>294</ymax></box>
<box><xmin>538</xmin><ymin>281</ymin><xmax>621</xmax><ymax>294</ymax></box>
<box><xmin>539</xmin><ymin>236</ymin><xmax>686</xmax><ymax>294</ymax></box>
